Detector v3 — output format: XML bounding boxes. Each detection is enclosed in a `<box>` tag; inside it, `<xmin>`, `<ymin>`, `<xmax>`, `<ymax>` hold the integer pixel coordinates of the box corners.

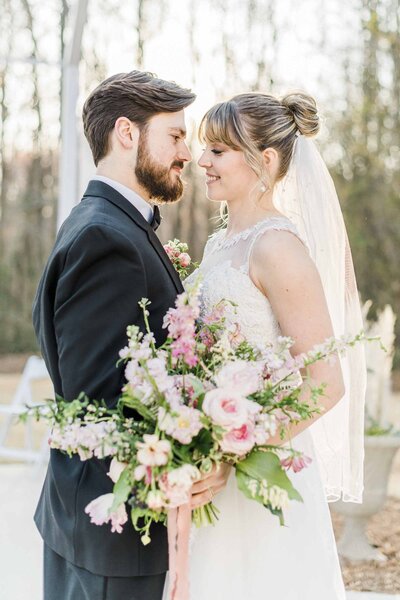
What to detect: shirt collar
<box><xmin>92</xmin><ymin>175</ymin><xmax>153</xmax><ymax>223</ymax></box>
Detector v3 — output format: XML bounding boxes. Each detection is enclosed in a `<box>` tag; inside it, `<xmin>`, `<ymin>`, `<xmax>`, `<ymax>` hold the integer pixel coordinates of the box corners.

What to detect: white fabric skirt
<box><xmin>163</xmin><ymin>429</ymin><xmax>345</xmax><ymax>600</ymax></box>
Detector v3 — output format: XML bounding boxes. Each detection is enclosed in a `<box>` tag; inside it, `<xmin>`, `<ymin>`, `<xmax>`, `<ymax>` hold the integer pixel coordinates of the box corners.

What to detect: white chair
<box><xmin>0</xmin><ymin>355</ymin><xmax>51</xmax><ymax>463</ymax></box>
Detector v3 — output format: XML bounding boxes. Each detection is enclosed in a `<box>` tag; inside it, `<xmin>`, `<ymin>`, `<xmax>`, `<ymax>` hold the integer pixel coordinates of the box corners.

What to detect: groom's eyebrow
<box><xmin>168</xmin><ymin>127</ymin><xmax>187</xmax><ymax>138</ymax></box>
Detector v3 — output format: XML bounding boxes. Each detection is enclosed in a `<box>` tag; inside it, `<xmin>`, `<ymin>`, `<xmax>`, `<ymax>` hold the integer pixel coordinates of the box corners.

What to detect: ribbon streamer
<box><xmin>167</xmin><ymin>503</ymin><xmax>192</xmax><ymax>600</ymax></box>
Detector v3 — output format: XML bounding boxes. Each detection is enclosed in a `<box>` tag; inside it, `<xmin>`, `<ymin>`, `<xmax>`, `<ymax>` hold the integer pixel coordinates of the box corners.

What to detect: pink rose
<box><xmin>203</xmin><ymin>388</ymin><xmax>260</xmax><ymax>429</ymax></box>
<box><xmin>220</xmin><ymin>422</ymin><xmax>256</xmax><ymax>456</ymax></box>
<box><xmin>179</xmin><ymin>252</ymin><xmax>191</xmax><ymax>267</ymax></box>
<box><xmin>163</xmin><ymin>244</ymin><xmax>175</xmax><ymax>258</ymax></box>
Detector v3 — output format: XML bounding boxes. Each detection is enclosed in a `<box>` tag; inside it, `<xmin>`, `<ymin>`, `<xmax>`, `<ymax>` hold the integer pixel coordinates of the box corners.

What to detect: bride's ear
<box><xmin>262</xmin><ymin>147</ymin><xmax>280</xmax><ymax>181</ymax></box>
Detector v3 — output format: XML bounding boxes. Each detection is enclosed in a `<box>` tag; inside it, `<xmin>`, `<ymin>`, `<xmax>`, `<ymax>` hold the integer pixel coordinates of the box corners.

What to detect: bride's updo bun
<box><xmin>199</xmin><ymin>89</ymin><xmax>319</xmax><ymax>184</ymax></box>
<box><xmin>281</xmin><ymin>92</ymin><xmax>320</xmax><ymax>138</ymax></box>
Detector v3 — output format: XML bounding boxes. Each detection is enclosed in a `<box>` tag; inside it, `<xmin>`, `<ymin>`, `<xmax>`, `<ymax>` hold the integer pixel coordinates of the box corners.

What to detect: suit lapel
<box><xmin>82</xmin><ymin>180</ymin><xmax>183</xmax><ymax>294</ymax></box>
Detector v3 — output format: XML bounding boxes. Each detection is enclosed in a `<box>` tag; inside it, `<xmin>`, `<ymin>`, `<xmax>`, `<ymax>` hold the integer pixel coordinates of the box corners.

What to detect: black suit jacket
<box><xmin>33</xmin><ymin>180</ymin><xmax>184</xmax><ymax>576</ymax></box>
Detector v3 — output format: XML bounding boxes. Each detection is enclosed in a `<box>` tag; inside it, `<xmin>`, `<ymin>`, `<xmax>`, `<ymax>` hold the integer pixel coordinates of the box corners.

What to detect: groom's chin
<box><xmin>152</xmin><ymin>183</ymin><xmax>186</xmax><ymax>205</ymax></box>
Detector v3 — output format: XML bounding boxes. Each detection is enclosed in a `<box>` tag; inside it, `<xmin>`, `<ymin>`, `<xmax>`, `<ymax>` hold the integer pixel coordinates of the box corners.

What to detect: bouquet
<box><xmin>25</xmin><ymin>240</ymin><xmax>370</xmax><ymax>599</ymax></box>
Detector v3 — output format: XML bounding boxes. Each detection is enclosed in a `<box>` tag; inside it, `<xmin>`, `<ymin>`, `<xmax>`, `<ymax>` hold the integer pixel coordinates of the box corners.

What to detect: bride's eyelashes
<box><xmin>200</xmin><ymin>147</ymin><xmax>223</xmax><ymax>155</ymax></box>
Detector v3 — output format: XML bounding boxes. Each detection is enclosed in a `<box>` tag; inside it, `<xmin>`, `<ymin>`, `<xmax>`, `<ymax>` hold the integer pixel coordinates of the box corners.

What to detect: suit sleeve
<box><xmin>54</xmin><ymin>224</ymin><xmax>147</xmax><ymax>405</ymax></box>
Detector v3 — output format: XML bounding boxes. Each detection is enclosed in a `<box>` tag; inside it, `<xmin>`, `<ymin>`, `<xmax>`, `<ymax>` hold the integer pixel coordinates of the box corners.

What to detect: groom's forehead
<box><xmin>148</xmin><ymin>111</ymin><xmax>187</xmax><ymax>136</ymax></box>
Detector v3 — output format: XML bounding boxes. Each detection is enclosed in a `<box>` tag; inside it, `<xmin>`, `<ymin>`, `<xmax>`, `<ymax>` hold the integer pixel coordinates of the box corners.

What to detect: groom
<box><xmin>33</xmin><ymin>71</ymin><xmax>197</xmax><ymax>600</ymax></box>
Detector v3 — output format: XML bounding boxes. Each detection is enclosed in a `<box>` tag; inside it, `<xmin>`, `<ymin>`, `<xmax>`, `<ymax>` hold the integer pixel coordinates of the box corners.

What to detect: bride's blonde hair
<box><xmin>199</xmin><ymin>91</ymin><xmax>320</xmax><ymax>192</ymax></box>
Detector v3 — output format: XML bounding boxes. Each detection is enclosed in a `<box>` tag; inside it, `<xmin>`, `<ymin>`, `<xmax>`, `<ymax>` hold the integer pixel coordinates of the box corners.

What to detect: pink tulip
<box><xmin>85</xmin><ymin>493</ymin><xmax>128</xmax><ymax>534</ymax></box>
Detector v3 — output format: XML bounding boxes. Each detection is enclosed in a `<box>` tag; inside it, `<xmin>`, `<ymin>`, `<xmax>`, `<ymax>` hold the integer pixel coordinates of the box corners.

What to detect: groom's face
<box><xmin>135</xmin><ymin>111</ymin><xmax>192</xmax><ymax>204</ymax></box>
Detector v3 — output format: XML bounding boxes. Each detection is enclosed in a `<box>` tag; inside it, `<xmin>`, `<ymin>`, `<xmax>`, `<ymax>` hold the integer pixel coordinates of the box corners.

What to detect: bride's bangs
<box><xmin>199</xmin><ymin>102</ymin><xmax>242</xmax><ymax>150</ymax></box>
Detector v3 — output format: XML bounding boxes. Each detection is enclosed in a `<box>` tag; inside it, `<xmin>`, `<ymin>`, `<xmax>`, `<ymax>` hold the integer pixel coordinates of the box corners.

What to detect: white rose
<box><xmin>214</xmin><ymin>360</ymin><xmax>263</xmax><ymax>396</ymax></box>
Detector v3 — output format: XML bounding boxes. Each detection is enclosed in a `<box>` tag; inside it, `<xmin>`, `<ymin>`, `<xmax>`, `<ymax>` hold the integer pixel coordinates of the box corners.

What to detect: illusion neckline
<box><xmin>216</xmin><ymin>215</ymin><xmax>292</xmax><ymax>250</ymax></box>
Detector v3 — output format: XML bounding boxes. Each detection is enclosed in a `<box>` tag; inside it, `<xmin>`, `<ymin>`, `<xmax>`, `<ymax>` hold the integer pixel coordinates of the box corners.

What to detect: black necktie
<box><xmin>150</xmin><ymin>205</ymin><xmax>161</xmax><ymax>231</ymax></box>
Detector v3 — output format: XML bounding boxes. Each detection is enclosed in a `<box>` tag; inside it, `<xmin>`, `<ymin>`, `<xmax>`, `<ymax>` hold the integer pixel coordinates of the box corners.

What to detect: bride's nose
<box><xmin>198</xmin><ymin>150</ymin><xmax>211</xmax><ymax>169</ymax></box>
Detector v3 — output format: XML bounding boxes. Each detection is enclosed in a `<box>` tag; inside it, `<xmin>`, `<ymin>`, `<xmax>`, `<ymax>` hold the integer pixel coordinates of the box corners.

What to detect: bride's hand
<box><xmin>190</xmin><ymin>463</ymin><xmax>232</xmax><ymax>509</ymax></box>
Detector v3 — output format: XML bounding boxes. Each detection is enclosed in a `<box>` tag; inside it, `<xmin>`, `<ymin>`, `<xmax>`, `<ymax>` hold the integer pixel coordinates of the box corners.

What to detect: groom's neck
<box><xmin>96</xmin><ymin>161</ymin><xmax>151</xmax><ymax>203</ymax></box>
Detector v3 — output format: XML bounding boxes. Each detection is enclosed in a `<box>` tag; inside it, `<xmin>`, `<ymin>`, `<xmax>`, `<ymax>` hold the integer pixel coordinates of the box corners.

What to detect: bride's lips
<box><xmin>206</xmin><ymin>173</ymin><xmax>220</xmax><ymax>185</ymax></box>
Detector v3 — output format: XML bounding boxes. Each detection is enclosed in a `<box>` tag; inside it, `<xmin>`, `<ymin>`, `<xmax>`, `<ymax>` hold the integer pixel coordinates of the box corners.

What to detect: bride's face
<box><xmin>198</xmin><ymin>143</ymin><xmax>259</xmax><ymax>203</ymax></box>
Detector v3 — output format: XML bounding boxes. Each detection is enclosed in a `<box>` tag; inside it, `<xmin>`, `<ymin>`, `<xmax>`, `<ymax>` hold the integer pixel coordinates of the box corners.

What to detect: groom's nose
<box><xmin>177</xmin><ymin>142</ymin><xmax>192</xmax><ymax>163</ymax></box>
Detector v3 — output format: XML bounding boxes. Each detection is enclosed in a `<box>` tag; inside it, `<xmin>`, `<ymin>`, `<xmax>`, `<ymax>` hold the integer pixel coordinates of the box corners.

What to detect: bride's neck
<box><xmin>224</xmin><ymin>192</ymin><xmax>282</xmax><ymax>236</ymax></box>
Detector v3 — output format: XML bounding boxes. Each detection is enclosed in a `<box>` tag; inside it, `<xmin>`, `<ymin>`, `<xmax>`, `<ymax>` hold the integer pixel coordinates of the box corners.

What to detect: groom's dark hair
<box><xmin>82</xmin><ymin>70</ymin><xmax>196</xmax><ymax>166</ymax></box>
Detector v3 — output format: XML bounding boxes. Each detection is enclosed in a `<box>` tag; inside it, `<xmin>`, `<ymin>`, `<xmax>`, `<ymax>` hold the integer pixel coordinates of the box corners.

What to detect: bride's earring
<box><xmin>260</xmin><ymin>183</ymin><xmax>267</xmax><ymax>193</ymax></box>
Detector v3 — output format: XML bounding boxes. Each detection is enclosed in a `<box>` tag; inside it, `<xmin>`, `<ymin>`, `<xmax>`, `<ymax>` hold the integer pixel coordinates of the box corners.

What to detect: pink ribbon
<box><xmin>167</xmin><ymin>503</ymin><xmax>192</xmax><ymax>600</ymax></box>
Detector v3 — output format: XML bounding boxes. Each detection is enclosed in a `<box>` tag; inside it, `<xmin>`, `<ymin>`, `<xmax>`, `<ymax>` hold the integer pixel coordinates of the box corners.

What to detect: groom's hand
<box><xmin>190</xmin><ymin>463</ymin><xmax>232</xmax><ymax>509</ymax></box>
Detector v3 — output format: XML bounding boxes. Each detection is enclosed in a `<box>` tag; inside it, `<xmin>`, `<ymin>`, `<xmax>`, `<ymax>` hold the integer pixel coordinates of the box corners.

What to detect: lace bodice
<box><xmin>186</xmin><ymin>216</ymin><xmax>306</xmax><ymax>346</ymax></box>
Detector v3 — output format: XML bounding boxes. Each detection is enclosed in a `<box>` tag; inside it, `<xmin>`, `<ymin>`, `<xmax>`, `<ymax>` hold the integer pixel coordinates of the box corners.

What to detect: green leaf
<box><xmin>236</xmin><ymin>449</ymin><xmax>303</xmax><ymax>502</ymax></box>
<box><xmin>236</xmin><ymin>469</ymin><xmax>266</xmax><ymax>504</ymax></box>
<box><xmin>130</xmin><ymin>507</ymin><xmax>163</xmax><ymax>533</ymax></box>
<box><xmin>191</xmin><ymin>428</ymin><xmax>213</xmax><ymax>455</ymax></box>
<box><xmin>130</xmin><ymin>507</ymin><xmax>148</xmax><ymax>530</ymax></box>
<box><xmin>236</xmin><ymin>470</ymin><xmax>286</xmax><ymax>525</ymax></box>
<box><xmin>121</xmin><ymin>394</ymin><xmax>156</xmax><ymax>422</ymax></box>
<box><xmin>111</xmin><ymin>468</ymin><xmax>131</xmax><ymax>512</ymax></box>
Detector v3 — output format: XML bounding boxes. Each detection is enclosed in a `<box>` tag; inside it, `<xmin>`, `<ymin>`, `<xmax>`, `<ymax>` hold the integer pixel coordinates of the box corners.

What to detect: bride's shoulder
<box><xmin>251</xmin><ymin>227</ymin><xmax>321</xmax><ymax>296</ymax></box>
<box><xmin>251</xmin><ymin>222</ymin><xmax>311</xmax><ymax>274</ymax></box>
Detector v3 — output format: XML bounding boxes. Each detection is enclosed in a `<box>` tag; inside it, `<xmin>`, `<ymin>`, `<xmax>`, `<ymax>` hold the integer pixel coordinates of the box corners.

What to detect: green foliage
<box><xmin>120</xmin><ymin>393</ymin><xmax>156</xmax><ymax>422</ymax></box>
<box><xmin>111</xmin><ymin>468</ymin><xmax>132</xmax><ymax>512</ymax></box>
<box><xmin>236</xmin><ymin>449</ymin><xmax>302</xmax><ymax>502</ymax></box>
<box><xmin>190</xmin><ymin>428</ymin><xmax>214</xmax><ymax>455</ymax></box>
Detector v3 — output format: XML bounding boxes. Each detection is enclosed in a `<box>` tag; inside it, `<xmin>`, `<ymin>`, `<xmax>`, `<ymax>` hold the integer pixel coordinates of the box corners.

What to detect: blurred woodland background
<box><xmin>0</xmin><ymin>0</ymin><xmax>399</xmax><ymax>366</ymax></box>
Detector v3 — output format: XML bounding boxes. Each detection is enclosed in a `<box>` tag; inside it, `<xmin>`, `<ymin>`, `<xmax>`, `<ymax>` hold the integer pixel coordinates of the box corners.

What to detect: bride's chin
<box><xmin>206</xmin><ymin>194</ymin><xmax>222</xmax><ymax>203</ymax></box>
<box><xmin>205</xmin><ymin>189</ymin><xmax>224</xmax><ymax>203</ymax></box>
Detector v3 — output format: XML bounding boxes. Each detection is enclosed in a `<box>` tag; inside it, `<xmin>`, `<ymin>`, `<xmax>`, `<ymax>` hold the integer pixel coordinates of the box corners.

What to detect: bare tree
<box><xmin>331</xmin><ymin>0</ymin><xmax>400</xmax><ymax>364</ymax></box>
<box><xmin>0</xmin><ymin>0</ymin><xmax>13</xmax><ymax>259</ymax></box>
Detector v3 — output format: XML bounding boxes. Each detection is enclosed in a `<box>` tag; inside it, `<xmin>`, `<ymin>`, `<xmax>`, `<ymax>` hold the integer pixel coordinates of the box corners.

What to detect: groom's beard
<box><xmin>135</xmin><ymin>132</ymin><xmax>185</xmax><ymax>204</ymax></box>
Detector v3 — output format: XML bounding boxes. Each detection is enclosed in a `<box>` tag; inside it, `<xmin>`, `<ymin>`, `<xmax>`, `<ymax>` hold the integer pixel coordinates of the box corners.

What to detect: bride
<box><xmin>167</xmin><ymin>92</ymin><xmax>366</xmax><ymax>599</ymax></box>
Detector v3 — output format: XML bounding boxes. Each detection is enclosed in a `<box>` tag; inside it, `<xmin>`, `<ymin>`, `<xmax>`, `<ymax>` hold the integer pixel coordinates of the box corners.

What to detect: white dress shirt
<box><xmin>92</xmin><ymin>175</ymin><xmax>153</xmax><ymax>223</ymax></box>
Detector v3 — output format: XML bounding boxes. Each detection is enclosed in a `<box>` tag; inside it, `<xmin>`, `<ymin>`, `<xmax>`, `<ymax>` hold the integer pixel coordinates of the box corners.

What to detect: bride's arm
<box><xmin>250</xmin><ymin>229</ymin><xmax>345</xmax><ymax>444</ymax></box>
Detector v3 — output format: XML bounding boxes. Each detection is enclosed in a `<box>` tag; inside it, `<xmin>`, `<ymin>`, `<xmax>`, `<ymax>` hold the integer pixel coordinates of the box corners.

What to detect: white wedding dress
<box><xmin>163</xmin><ymin>216</ymin><xmax>346</xmax><ymax>600</ymax></box>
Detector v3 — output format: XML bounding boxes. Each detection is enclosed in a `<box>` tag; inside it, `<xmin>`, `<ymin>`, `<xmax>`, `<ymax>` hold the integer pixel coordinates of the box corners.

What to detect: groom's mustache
<box><xmin>170</xmin><ymin>160</ymin><xmax>185</xmax><ymax>170</ymax></box>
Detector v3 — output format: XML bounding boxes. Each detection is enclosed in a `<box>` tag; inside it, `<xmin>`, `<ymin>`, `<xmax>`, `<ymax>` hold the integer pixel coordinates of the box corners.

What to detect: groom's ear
<box><xmin>114</xmin><ymin>117</ymin><xmax>140</xmax><ymax>150</ymax></box>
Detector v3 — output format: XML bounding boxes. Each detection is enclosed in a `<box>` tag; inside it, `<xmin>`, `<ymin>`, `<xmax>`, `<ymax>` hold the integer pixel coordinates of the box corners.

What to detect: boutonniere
<box><xmin>163</xmin><ymin>238</ymin><xmax>197</xmax><ymax>277</ymax></box>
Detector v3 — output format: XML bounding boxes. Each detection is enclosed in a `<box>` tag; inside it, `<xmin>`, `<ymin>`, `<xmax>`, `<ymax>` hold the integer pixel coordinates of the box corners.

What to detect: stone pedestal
<box><xmin>332</xmin><ymin>435</ymin><xmax>400</xmax><ymax>561</ymax></box>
